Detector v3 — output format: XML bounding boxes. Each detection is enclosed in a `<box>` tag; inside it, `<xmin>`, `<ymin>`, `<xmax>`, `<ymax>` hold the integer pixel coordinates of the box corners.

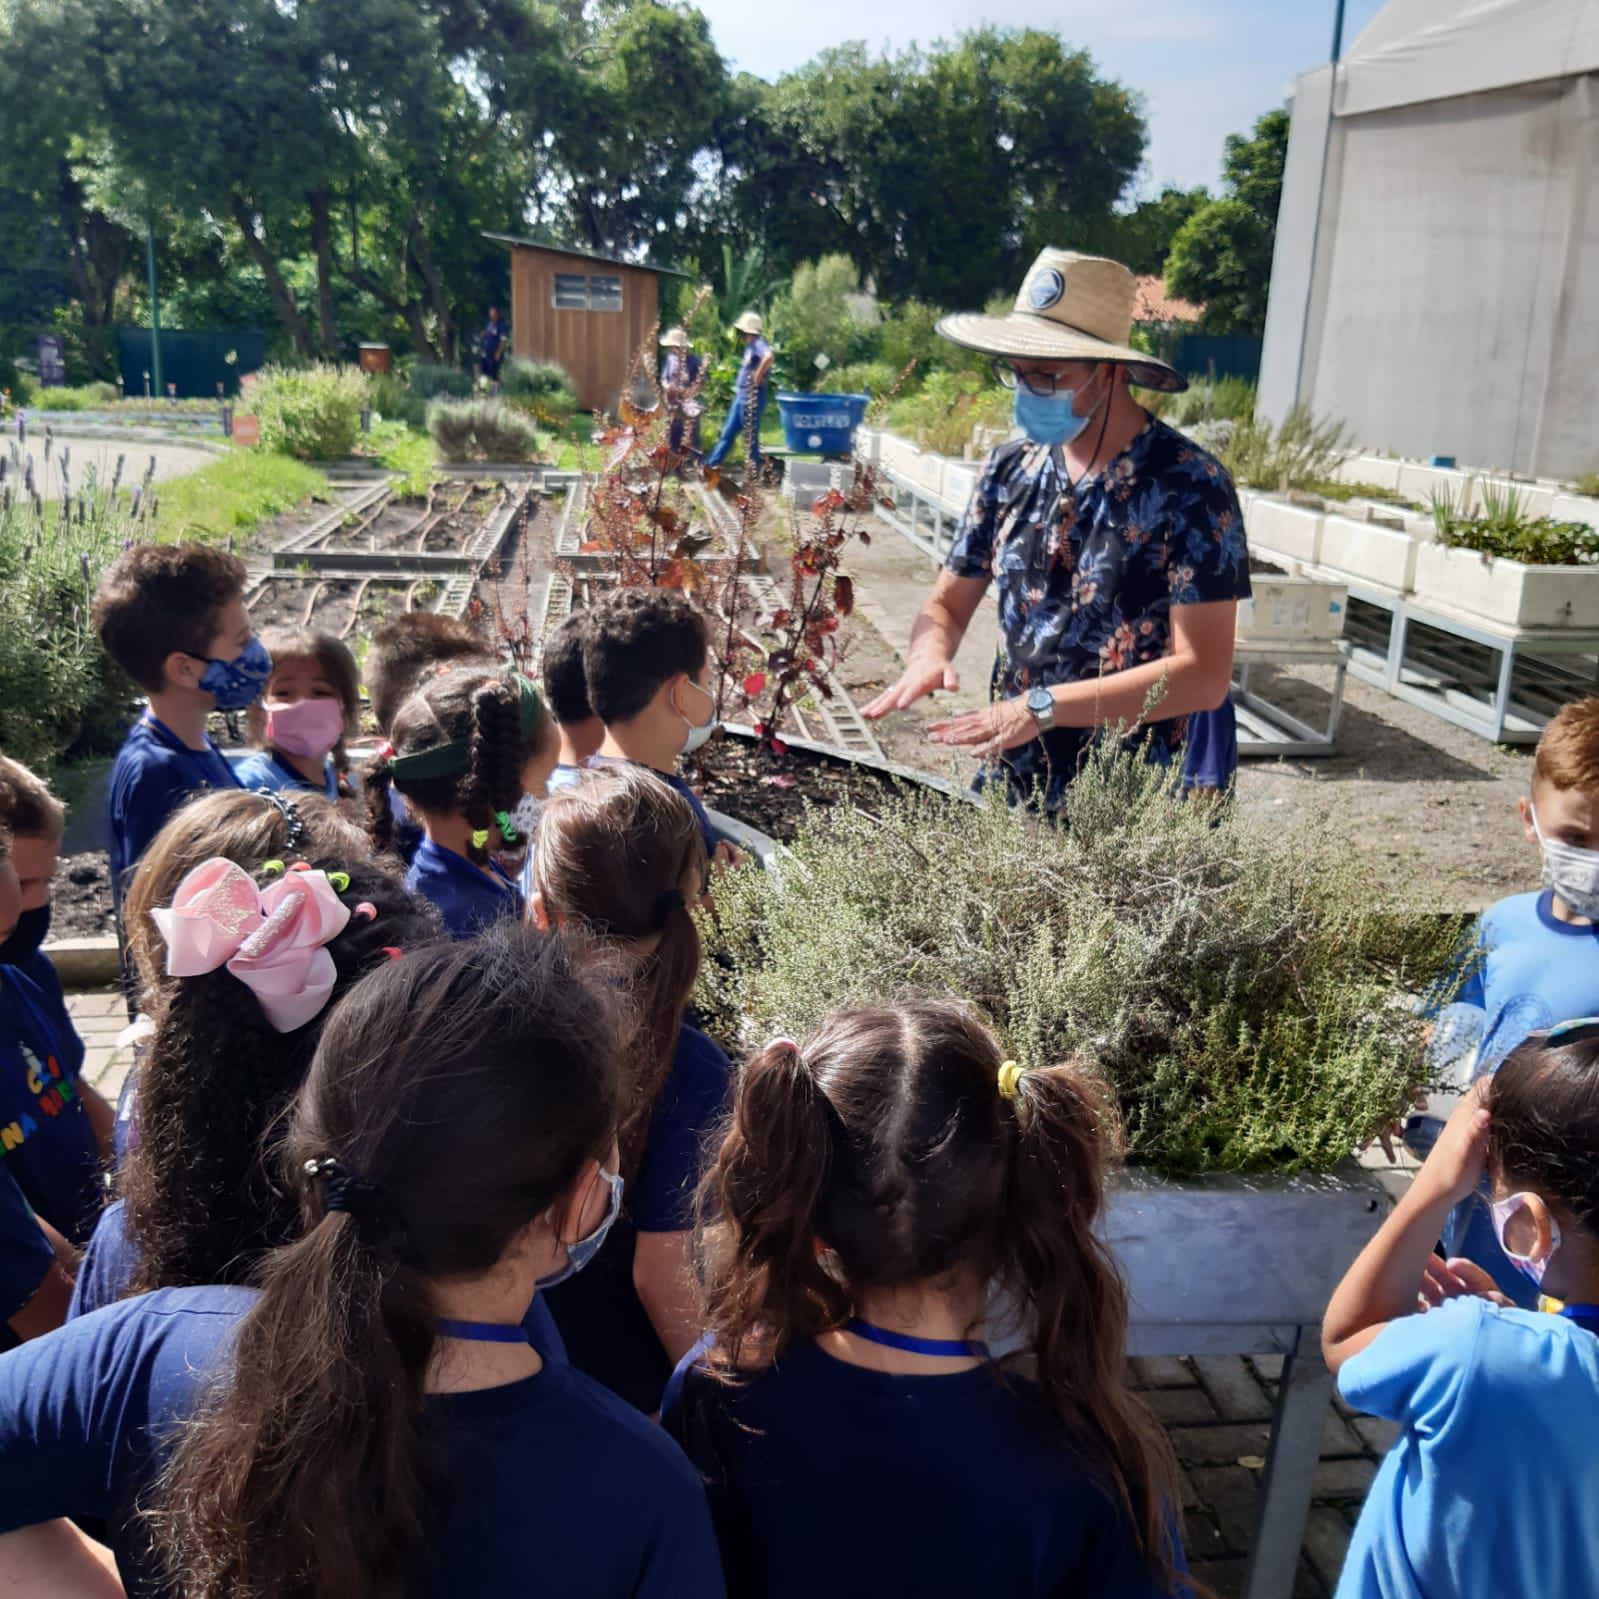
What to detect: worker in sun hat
<box><xmin>659</xmin><ymin>326</ymin><xmax>704</xmax><ymax>464</ymax></box>
<box><xmin>862</xmin><ymin>248</ymin><xmax>1251</xmax><ymax>813</ymax></box>
<box><xmin>703</xmin><ymin>310</ymin><xmax>774</xmax><ymax>482</ymax></box>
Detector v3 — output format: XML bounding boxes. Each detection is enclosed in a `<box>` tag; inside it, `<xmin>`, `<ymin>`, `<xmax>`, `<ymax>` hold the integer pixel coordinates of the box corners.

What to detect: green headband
<box><xmin>388</xmin><ymin>676</ymin><xmax>542</xmax><ymax>784</ymax></box>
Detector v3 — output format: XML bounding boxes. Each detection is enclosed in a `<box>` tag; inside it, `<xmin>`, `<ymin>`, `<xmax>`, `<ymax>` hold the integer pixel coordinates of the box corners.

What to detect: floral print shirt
<box><xmin>945</xmin><ymin>416</ymin><xmax>1250</xmax><ymax>810</ymax></box>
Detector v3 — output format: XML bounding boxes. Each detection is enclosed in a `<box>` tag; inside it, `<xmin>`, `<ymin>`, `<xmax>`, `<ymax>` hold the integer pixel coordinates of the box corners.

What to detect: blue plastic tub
<box><xmin>775</xmin><ymin>391</ymin><xmax>870</xmax><ymax>456</ymax></box>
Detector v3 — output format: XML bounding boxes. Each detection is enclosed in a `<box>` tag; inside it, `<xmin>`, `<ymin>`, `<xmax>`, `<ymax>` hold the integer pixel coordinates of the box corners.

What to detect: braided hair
<box><xmin>365</xmin><ymin>665</ymin><xmax>553</xmax><ymax>865</ymax></box>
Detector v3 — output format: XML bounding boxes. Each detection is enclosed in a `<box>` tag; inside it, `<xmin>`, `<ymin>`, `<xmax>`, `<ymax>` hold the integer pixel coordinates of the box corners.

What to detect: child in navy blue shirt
<box><xmin>92</xmin><ymin>543</ymin><xmax>262</xmax><ymax>920</ymax></box>
<box><xmin>0</xmin><ymin>760</ymin><xmax>114</xmax><ymax>1345</ymax></box>
<box><xmin>1323</xmin><ymin>1024</ymin><xmax>1599</xmax><ymax>1599</ymax></box>
<box><xmin>1414</xmin><ymin>698</ymin><xmax>1599</xmax><ymax>1301</ymax></box>
<box><xmin>533</xmin><ymin>766</ymin><xmax>731</xmax><ymax>1412</ymax></box>
<box><xmin>542</xmin><ymin>610</ymin><xmax>604</xmax><ymax>795</ymax></box>
<box><xmin>366</xmin><ymin>666</ymin><xmax>558</xmax><ymax>938</ymax></box>
<box><xmin>69</xmin><ymin>844</ymin><xmax>435</xmax><ymax>1323</ymax></box>
<box><xmin>664</xmin><ymin>1000</ymin><xmax>1186</xmax><ymax>1599</ymax></box>
<box><xmin>581</xmin><ymin>585</ymin><xmax>740</xmax><ymax>868</ymax></box>
<box><xmin>0</xmin><ymin>927</ymin><xmax>723</xmax><ymax>1597</ymax></box>
<box><xmin>363</xmin><ymin>611</ymin><xmax>496</xmax><ymax>865</ymax></box>
<box><xmin>234</xmin><ymin>627</ymin><xmax>360</xmax><ymax>801</ymax></box>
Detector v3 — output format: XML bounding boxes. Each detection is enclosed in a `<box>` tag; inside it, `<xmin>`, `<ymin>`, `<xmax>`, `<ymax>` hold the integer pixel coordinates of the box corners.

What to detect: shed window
<box><xmin>553</xmin><ymin>273</ymin><xmax>588</xmax><ymax>310</ymax></box>
<box><xmin>588</xmin><ymin>274</ymin><xmax>623</xmax><ymax>312</ymax></box>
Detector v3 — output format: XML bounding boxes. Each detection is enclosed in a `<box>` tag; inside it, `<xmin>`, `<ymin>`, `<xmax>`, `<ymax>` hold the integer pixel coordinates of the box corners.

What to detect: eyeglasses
<box><xmin>991</xmin><ymin>361</ymin><xmax>1071</xmax><ymax>397</ymax></box>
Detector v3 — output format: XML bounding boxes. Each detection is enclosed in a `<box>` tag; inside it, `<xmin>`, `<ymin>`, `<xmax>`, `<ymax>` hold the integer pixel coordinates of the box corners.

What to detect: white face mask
<box><xmin>676</xmin><ymin>677</ymin><xmax>718</xmax><ymax>756</ymax></box>
<box><xmin>1489</xmin><ymin>1193</ymin><xmax>1561</xmax><ymax>1289</ymax></box>
<box><xmin>1531</xmin><ymin>806</ymin><xmax>1599</xmax><ymax>918</ymax></box>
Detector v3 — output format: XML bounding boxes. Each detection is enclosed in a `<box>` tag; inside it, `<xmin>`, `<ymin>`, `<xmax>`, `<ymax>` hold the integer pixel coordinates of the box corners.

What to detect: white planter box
<box><xmin>1553</xmin><ymin>493</ymin><xmax>1599</xmax><ymax>531</ymax></box>
<box><xmin>1335</xmin><ymin>453</ymin><xmax>1404</xmax><ymax>494</ymax></box>
<box><xmin>941</xmin><ymin>462</ymin><xmax>977</xmax><ymax>515</ymax></box>
<box><xmin>902</xmin><ymin>449</ymin><xmax>946</xmax><ymax>501</ymax></box>
<box><xmin>878</xmin><ymin>432</ymin><xmax>921</xmax><ymax>481</ymax></box>
<box><xmin>1319</xmin><ymin>512</ymin><xmax>1428</xmax><ymax>592</ymax></box>
<box><xmin>1238</xmin><ymin>576</ymin><xmax>1348</xmax><ymax>642</ymax></box>
<box><xmin>1247</xmin><ymin>497</ymin><xmax>1325</xmax><ymax>565</ymax></box>
<box><xmin>1413</xmin><ymin>542</ymin><xmax>1599</xmax><ymax>629</ymax></box>
<box><xmin>1397</xmin><ymin>462</ymin><xmax>1475</xmax><ymax>510</ymax></box>
<box><xmin>854</xmin><ymin>427</ymin><xmax>882</xmax><ymax>467</ymax></box>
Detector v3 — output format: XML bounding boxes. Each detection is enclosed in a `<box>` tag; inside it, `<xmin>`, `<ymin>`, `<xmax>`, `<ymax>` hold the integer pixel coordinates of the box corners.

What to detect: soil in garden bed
<box><xmin>247</xmin><ymin>575</ymin><xmax>445</xmax><ymax>638</ymax></box>
<box><xmin>303</xmin><ymin>482</ymin><xmax>503</xmax><ymax>556</ymax></box>
<box><xmin>49</xmin><ymin>853</ymin><xmax>114</xmax><ymax>941</ymax></box>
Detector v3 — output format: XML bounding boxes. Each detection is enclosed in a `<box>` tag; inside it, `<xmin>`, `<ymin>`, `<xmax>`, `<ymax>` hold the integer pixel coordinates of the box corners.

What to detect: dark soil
<box><xmin>50</xmin><ymin>852</ymin><xmax>114</xmax><ymax>940</ymax></box>
<box><xmin>247</xmin><ymin>574</ymin><xmax>441</xmax><ymax>639</ymax></box>
<box><xmin>306</xmin><ymin>482</ymin><xmax>500</xmax><ymax>556</ymax></box>
<box><xmin>692</xmin><ymin>736</ymin><xmax>924</xmax><ymax>841</ymax></box>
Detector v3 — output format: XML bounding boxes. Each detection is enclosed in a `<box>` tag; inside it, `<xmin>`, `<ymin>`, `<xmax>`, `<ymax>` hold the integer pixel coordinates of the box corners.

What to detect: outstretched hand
<box><xmin>861</xmin><ymin>656</ymin><xmax>959</xmax><ymax>720</ymax></box>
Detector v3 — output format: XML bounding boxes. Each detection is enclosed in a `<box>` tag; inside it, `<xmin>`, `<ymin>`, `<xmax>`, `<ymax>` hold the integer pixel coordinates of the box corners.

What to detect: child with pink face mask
<box><xmin>234</xmin><ymin>629</ymin><xmax>360</xmax><ymax>802</ymax></box>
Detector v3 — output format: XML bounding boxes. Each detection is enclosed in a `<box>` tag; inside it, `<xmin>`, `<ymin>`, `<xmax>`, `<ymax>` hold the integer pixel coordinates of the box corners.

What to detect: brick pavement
<box><xmin>62</xmin><ymin>987</ymin><xmax>1413</xmax><ymax>1597</ymax></box>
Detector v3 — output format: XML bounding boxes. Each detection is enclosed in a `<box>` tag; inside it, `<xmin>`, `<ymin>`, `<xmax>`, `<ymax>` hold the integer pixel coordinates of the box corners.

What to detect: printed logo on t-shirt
<box><xmin>0</xmin><ymin>1042</ymin><xmax>79</xmax><ymax>1156</ymax></box>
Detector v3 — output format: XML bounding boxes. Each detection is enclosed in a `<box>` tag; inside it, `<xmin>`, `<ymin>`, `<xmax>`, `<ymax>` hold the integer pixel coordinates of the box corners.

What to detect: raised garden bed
<box><xmin>1413</xmin><ymin>541</ymin><xmax>1599</xmax><ymax>630</ymax></box>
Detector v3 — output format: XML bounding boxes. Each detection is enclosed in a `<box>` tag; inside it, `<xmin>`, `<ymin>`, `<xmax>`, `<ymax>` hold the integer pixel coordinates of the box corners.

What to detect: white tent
<box><xmin>1258</xmin><ymin>0</ymin><xmax>1599</xmax><ymax>479</ymax></box>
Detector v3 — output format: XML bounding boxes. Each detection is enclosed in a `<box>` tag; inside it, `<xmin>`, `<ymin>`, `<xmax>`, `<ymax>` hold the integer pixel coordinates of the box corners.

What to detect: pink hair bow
<box><xmin>149</xmin><ymin>857</ymin><xmax>352</xmax><ymax>1033</ymax></box>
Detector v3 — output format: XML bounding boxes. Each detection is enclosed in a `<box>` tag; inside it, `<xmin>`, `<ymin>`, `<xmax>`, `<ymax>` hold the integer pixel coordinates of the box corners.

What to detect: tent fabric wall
<box><xmin>1260</xmin><ymin>0</ymin><xmax>1599</xmax><ymax>479</ymax></box>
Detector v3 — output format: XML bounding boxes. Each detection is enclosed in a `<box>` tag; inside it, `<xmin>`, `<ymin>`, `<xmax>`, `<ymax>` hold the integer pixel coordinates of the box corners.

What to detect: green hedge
<box><xmin>251</xmin><ymin>364</ymin><xmax>367</xmax><ymax>460</ymax></box>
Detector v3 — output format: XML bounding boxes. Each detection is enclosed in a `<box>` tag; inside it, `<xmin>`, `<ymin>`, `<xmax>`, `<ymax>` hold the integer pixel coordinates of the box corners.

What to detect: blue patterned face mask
<box><xmin>191</xmin><ymin>636</ymin><xmax>272</xmax><ymax>709</ymax></box>
<box><xmin>1013</xmin><ymin>386</ymin><xmax>1091</xmax><ymax>447</ymax></box>
<box><xmin>536</xmin><ymin>1167</ymin><xmax>623</xmax><ymax>1289</ymax></box>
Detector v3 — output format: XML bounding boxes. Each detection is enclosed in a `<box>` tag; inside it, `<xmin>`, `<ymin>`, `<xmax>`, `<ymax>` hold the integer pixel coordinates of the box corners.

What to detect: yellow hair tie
<box><xmin>470</xmin><ymin>828</ymin><xmax>490</xmax><ymax>851</ymax></box>
<box><xmin>997</xmin><ymin>1061</ymin><xmax>1027</xmax><ymax>1101</ymax></box>
<box><xmin>260</xmin><ymin>860</ymin><xmax>285</xmax><ymax>877</ymax></box>
<box><xmin>327</xmin><ymin>871</ymin><xmax>351</xmax><ymax>893</ymax></box>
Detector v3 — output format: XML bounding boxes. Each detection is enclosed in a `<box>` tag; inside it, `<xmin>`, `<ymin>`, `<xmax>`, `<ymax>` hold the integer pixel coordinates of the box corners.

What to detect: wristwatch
<box><xmin>1025</xmin><ymin>685</ymin><xmax>1056</xmax><ymax>732</ymax></box>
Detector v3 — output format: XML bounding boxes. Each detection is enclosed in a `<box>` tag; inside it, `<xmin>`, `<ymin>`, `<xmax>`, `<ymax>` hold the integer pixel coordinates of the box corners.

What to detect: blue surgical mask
<box><xmin>1013</xmin><ymin>386</ymin><xmax>1091</xmax><ymax>447</ymax></box>
<box><xmin>192</xmin><ymin>636</ymin><xmax>272</xmax><ymax>710</ymax></box>
<box><xmin>536</xmin><ymin>1167</ymin><xmax>623</xmax><ymax>1289</ymax></box>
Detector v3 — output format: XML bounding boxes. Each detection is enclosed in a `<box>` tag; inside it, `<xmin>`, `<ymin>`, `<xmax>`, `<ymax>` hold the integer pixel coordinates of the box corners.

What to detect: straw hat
<box><xmin>661</xmin><ymin>326</ymin><xmax>689</xmax><ymax>349</ymax></box>
<box><xmin>936</xmin><ymin>249</ymin><xmax>1184</xmax><ymax>393</ymax></box>
<box><xmin>733</xmin><ymin>310</ymin><xmax>764</xmax><ymax>336</ymax></box>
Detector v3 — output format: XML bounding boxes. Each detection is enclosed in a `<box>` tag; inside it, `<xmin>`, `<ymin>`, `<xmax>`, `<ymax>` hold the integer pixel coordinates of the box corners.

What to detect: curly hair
<box><xmin>92</xmin><ymin>543</ymin><xmax>247</xmax><ymax>693</ymax></box>
<box><xmin>365</xmin><ymin>665</ymin><xmax>554</xmax><ymax>865</ymax></box>
<box><xmin>580</xmin><ymin>586</ymin><xmax>708</xmax><ymax>725</ymax></box>
<box><xmin>119</xmin><ymin>855</ymin><xmax>436</xmax><ymax>1298</ymax></box>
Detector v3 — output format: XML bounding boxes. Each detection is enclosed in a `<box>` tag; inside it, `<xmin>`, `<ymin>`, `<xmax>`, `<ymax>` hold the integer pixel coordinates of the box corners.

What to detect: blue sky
<box><xmin>693</xmin><ymin>0</ymin><xmax>1390</xmax><ymax>193</ymax></box>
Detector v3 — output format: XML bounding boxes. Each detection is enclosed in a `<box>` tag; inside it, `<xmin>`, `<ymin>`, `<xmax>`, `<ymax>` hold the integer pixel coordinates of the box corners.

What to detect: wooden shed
<box><xmin>484</xmin><ymin>234</ymin><xmax>691</xmax><ymax>414</ymax></box>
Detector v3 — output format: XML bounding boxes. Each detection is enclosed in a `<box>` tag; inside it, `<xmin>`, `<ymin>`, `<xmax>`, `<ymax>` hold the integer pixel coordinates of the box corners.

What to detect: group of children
<box><xmin>0</xmin><ymin>541</ymin><xmax>1596</xmax><ymax>1596</ymax></box>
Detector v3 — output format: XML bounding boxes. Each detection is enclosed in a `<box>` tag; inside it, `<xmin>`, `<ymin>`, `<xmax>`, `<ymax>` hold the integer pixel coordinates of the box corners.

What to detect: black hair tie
<box><xmin>263</xmin><ymin>791</ymin><xmax>306</xmax><ymax>851</ymax></box>
<box><xmin>303</xmin><ymin>1157</ymin><xmax>380</xmax><ymax>1223</ymax></box>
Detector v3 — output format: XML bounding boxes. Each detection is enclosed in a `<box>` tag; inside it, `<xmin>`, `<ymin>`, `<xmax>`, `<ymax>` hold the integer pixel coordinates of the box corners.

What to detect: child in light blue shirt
<box><xmin>1324</xmin><ymin>1024</ymin><xmax>1599</xmax><ymax>1599</ymax></box>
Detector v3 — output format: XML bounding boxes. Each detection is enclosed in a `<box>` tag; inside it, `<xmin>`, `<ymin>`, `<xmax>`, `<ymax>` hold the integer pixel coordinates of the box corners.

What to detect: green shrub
<box><xmin>700</xmin><ymin>744</ymin><xmax>1465</xmax><ymax>1177</ymax></box>
<box><xmin>23</xmin><ymin>381</ymin><xmax>121</xmax><ymax>412</ymax></box>
<box><xmin>1571</xmin><ymin>471</ymin><xmax>1599</xmax><ymax>498</ymax></box>
<box><xmin>251</xmin><ymin>363</ymin><xmax>366</xmax><ymax>460</ymax></box>
<box><xmin>827</xmin><ymin>360</ymin><xmax>904</xmax><ymax>399</ymax></box>
<box><xmin>501</xmin><ymin>358</ymin><xmax>578</xmax><ymax>420</ymax></box>
<box><xmin>1431</xmin><ymin>480</ymin><xmax>1599</xmax><ymax>565</ymax></box>
<box><xmin>886</xmin><ymin>370</ymin><xmax>1011</xmax><ymax>456</ymax></box>
<box><xmin>427</xmin><ymin>398</ymin><xmax>540</xmax><ymax>463</ymax></box>
<box><xmin>409</xmin><ymin>361</ymin><xmax>474</xmax><ymax>401</ymax></box>
<box><xmin>364</xmin><ymin>370</ymin><xmax>426</xmax><ymax>430</ymax></box>
<box><xmin>0</xmin><ymin>459</ymin><xmax>147</xmax><ymax>770</ymax></box>
<box><xmin>1153</xmin><ymin>373</ymin><xmax>1257</xmax><ymax>428</ymax></box>
<box><xmin>362</xmin><ymin>420</ymin><xmax>435</xmax><ymax>495</ymax></box>
<box><xmin>1223</xmin><ymin>405</ymin><xmax>1351</xmax><ymax>493</ymax></box>
<box><xmin>770</xmin><ymin>255</ymin><xmax>878</xmax><ymax>384</ymax></box>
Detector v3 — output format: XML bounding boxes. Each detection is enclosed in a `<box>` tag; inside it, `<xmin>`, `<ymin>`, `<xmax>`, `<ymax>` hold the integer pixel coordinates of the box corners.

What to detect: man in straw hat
<box><xmin>704</xmin><ymin>310</ymin><xmax>774</xmax><ymax>482</ymax></box>
<box><xmin>862</xmin><ymin>249</ymin><xmax>1250</xmax><ymax>812</ymax></box>
<box><xmin>659</xmin><ymin>326</ymin><xmax>703</xmax><ymax>464</ymax></box>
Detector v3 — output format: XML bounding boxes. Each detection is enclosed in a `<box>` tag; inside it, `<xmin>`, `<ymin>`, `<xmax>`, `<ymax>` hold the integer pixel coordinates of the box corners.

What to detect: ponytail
<box><xmin>1001</xmin><ymin>1061</ymin><xmax>1184</xmax><ymax>1592</ymax></box>
<box><xmin>465</xmin><ymin>679</ymin><xmax>526</xmax><ymax>863</ymax></box>
<box><xmin>151</xmin><ymin>1208</ymin><xmax>439</xmax><ymax>1599</ymax></box>
<box><xmin>697</xmin><ymin>1039</ymin><xmax>842</xmax><ymax>1370</ymax></box>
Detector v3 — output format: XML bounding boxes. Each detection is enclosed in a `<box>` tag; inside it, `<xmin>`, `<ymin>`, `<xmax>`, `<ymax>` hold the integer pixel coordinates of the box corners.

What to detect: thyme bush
<box><xmin>252</xmin><ymin>364</ymin><xmax>366</xmax><ymax>460</ymax></box>
<box><xmin>427</xmin><ymin>398</ymin><xmax>540</xmax><ymax>463</ymax></box>
<box><xmin>701</xmin><ymin>744</ymin><xmax>1465</xmax><ymax>1177</ymax></box>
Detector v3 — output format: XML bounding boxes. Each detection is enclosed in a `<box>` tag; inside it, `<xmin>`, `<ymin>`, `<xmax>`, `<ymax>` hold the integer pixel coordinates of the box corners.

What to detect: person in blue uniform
<box><xmin>863</xmin><ymin>249</ymin><xmax>1249</xmax><ymax>814</ymax></box>
<box><xmin>0</xmin><ymin>928</ymin><xmax>723</xmax><ymax>1597</ymax></box>
<box><xmin>0</xmin><ymin>761</ymin><xmax>115</xmax><ymax>1344</ymax></box>
<box><xmin>234</xmin><ymin>628</ymin><xmax>360</xmax><ymax>801</ymax></box>
<box><xmin>365</xmin><ymin>667</ymin><xmax>559</xmax><ymax>938</ymax></box>
<box><xmin>660</xmin><ymin>326</ymin><xmax>704</xmax><ymax>461</ymax></box>
<box><xmin>533</xmin><ymin>768</ymin><xmax>729</xmax><ymax>1413</ymax></box>
<box><xmin>704</xmin><ymin>310</ymin><xmax>773</xmax><ymax>478</ymax></box>
<box><xmin>664</xmin><ymin>1002</ymin><xmax>1186</xmax><ymax>1598</ymax></box>
<box><xmin>92</xmin><ymin>543</ymin><xmax>262</xmax><ymax>919</ymax></box>
<box><xmin>480</xmin><ymin>305</ymin><xmax>509</xmax><ymax>391</ymax></box>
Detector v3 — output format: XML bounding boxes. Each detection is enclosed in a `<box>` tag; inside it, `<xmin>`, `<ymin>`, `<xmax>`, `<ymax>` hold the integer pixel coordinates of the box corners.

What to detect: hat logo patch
<box><xmin>1026</xmin><ymin>268</ymin><xmax>1064</xmax><ymax>311</ymax></box>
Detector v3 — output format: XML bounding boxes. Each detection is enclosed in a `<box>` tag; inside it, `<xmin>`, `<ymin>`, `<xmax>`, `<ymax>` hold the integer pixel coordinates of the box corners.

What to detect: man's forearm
<box><xmin>1048</xmin><ymin>651</ymin><xmax>1228</xmax><ymax>730</ymax></box>
<box><xmin>909</xmin><ymin>595</ymin><xmax>969</xmax><ymax>665</ymax></box>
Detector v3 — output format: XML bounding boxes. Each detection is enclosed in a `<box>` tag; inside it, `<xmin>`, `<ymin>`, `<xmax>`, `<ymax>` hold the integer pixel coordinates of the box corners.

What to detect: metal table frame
<box><xmin>1233</xmin><ymin>640</ymin><xmax>1349</xmax><ymax>758</ymax></box>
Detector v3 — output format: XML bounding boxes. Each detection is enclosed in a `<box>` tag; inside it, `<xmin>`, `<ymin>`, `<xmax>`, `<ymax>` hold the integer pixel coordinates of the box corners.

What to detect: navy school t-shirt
<box><xmin>663</xmin><ymin>1339</ymin><xmax>1176</xmax><ymax>1599</ymax></box>
<box><xmin>107</xmin><ymin>715</ymin><xmax>241</xmax><ymax>914</ymax></box>
<box><xmin>589</xmin><ymin>754</ymin><xmax>722</xmax><ymax>858</ymax></box>
<box><xmin>403</xmin><ymin>836</ymin><xmax>523</xmax><ymax>939</ymax></box>
<box><xmin>0</xmin><ymin>952</ymin><xmax>102</xmax><ymax>1322</ymax></box>
<box><xmin>232</xmin><ymin>749</ymin><xmax>339</xmax><ymax>800</ymax></box>
<box><xmin>0</xmin><ymin>1286</ymin><xmax>724</xmax><ymax>1598</ymax></box>
<box><xmin>64</xmin><ymin>1196</ymin><xmax>570</xmax><ymax>1363</ymax></box>
<box><xmin>543</xmin><ymin>1023</ymin><xmax>731</xmax><ymax>1412</ymax></box>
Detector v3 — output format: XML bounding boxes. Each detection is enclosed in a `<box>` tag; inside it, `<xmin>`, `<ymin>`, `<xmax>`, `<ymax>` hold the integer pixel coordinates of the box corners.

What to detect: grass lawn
<box><xmin>356</xmin><ymin>422</ymin><xmax>435</xmax><ymax>495</ymax></box>
<box><xmin>150</xmin><ymin>450</ymin><xmax>328</xmax><ymax>543</ymax></box>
